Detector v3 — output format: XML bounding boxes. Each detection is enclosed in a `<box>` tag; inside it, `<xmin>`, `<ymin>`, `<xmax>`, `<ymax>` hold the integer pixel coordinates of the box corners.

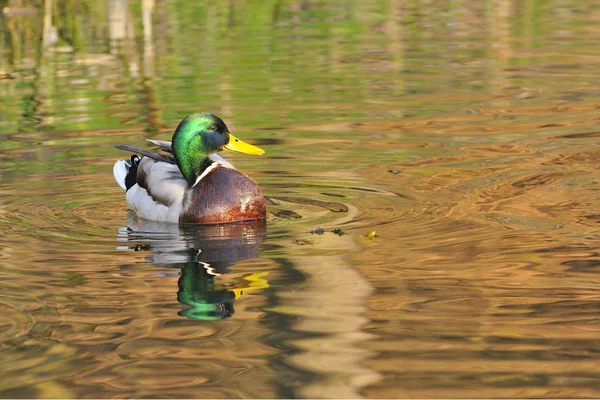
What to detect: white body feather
<box><xmin>113</xmin><ymin>150</ymin><xmax>236</xmax><ymax>223</ymax></box>
<box><xmin>113</xmin><ymin>159</ymin><xmax>130</xmax><ymax>191</ymax></box>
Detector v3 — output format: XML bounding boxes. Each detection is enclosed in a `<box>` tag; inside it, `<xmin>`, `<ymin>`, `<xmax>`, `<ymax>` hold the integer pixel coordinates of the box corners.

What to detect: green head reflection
<box><xmin>119</xmin><ymin>216</ymin><xmax>269</xmax><ymax>321</ymax></box>
<box><xmin>177</xmin><ymin>262</ymin><xmax>236</xmax><ymax>320</ymax></box>
<box><xmin>177</xmin><ymin>262</ymin><xmax>270</xmax><ymax>320</ymax></box>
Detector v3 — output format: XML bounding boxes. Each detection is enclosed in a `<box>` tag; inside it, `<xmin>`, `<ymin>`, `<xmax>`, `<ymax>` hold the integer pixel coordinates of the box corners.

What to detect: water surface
<box><xmin>1</xmin><ymin>1</ymin><xmax>600</xmax><ymax>398</ymax></box>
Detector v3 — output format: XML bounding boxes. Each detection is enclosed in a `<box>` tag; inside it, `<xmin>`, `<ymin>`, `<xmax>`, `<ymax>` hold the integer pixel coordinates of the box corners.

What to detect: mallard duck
<box><xmin>113</xmin><ymin>113</ymin><xmax>266</xmax><ymax>224</ymax></box>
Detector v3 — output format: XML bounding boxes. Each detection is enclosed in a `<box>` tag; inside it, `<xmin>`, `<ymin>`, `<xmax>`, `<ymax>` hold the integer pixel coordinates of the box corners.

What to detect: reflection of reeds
<box><xmin>3</xmin><ymin>0</ymin><xmax>594</xmax><ymax>135</ymax></box>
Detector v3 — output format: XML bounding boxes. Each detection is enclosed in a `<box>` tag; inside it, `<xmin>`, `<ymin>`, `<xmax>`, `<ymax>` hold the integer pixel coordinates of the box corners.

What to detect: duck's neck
<box><xmin>180</xmin><ymin>156</ymin><xmax>213</xmax><ymax>187</ymax></box>
<box><xmin>172</xmin><ymin>136</ymin><xmax>213</xmax><ymax>187</ymax></box>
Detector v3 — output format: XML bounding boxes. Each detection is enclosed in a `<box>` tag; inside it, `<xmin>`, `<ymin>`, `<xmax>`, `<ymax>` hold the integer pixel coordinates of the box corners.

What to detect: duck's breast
<box><xmin>180</xmin><ymin>166</ymin><xmax>266</xmax><ymax>224</ymax></box>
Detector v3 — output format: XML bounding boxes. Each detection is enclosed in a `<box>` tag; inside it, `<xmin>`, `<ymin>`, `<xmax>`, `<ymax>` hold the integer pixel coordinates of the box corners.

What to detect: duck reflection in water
<box><xmin>117</xmin><ymin>213</ymin><xmax>269</xmax><ymax>320</ymax></box>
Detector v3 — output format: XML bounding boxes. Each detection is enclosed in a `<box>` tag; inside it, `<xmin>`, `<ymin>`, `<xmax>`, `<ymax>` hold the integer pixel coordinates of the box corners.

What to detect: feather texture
<box><xmin>113</xmin><ymin>159</ymin><xmax>130</xmax><ymax>191</ymax></box>
<box><xmin>146</xmin><ymin>139</ymin><xmax>173</xmax><ymax>153</ymax></box>
<box><xmin>115</xmin><ymin>144</ymin><xmax>176</xmax><ymax>164</ymax></box>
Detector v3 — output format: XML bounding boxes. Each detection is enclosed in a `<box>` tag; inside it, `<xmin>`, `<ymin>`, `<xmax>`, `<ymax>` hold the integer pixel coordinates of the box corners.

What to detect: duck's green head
<box><xmin>171</xmin><ymin>112</ymin><xmax>264</xmax><ymax>186</ymax></box>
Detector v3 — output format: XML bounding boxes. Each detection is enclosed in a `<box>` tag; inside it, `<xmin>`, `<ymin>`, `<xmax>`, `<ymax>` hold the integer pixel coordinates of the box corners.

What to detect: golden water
<box><xmin>1</xmin><ymin>1</ymin><xmax>600</xmax><ymax>398</ymax></box>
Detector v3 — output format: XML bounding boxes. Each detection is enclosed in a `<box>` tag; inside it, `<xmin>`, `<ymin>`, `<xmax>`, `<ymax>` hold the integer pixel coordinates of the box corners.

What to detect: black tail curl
<box><xmin>125</xmin><ymin>155</ymin><xmax>140</xmax><ymax>191</ymax></box>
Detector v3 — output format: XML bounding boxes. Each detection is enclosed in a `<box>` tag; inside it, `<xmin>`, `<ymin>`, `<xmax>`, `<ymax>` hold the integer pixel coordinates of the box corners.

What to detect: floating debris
<box><xmin>514</xmin><ymin>91</ymin><xmax>533</xmax><ymax>100</ymax></box>
<box><xmin>294</xmin><ymin>239</ymin><xmax>313</xmax><ymax>245</ymax></box>
<box><xmin>364</xmin><ymin>231</ymin><xmax>377</xmax><ymax>240</ymax></box>
<box><xmin>310</xmin><ymin>228</ymin><xmax>325</xmax><ymax>235</ymax></box>
<box><xmin>332</xmin><ymin>228</ymin><xmax>345</xmax><ymax>236</ymax></box>
<box><xmin>387</xmin><ymin>169</ymin><xmax>401</xmax><ymax>175</ymax></box>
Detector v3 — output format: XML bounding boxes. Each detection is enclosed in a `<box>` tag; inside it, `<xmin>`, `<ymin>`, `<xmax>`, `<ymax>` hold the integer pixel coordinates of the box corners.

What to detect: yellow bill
<box><xmin>231</xmin><ymin>272</ymin><xmax>270</xmax><ymax>300</ymax></box>
<box><xmin>223</xmin><ymin>133</ymin><xmax>265</xmax><ymax>155</ymax></box>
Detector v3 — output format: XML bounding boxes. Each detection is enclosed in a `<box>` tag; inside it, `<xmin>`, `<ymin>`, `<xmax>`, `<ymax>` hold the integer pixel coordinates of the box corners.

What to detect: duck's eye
<box><xmin>207</xmin><ymin>124</ymin><xmax>217</xmax><ymax>131</ymax></box>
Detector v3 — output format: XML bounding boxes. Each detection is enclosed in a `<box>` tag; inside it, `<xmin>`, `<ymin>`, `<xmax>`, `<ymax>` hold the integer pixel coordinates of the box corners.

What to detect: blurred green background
<box><xmin>2</xmin><ymin>0</ymin><xmax>597</xmax><ymax>134</ymax></box>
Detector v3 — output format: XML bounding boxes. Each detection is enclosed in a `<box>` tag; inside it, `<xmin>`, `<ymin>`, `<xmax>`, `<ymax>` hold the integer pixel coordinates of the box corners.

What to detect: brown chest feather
<box><xmin>179</xmin><ymin>166</ymin><xmax>266</xmax><ymax>224</ymax></box>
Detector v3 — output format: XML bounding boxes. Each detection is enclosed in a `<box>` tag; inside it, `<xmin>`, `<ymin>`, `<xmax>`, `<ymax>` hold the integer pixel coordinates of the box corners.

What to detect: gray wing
<box><xmin>136</xmin><ymin>157</ymin><xmax>186</xmax><ymax>206</ymax></box>
<box><xmin>115</xmin><ymin>144</ymin><xmax>176</xmax><ymax>165</ymax></box>
<box><xmin>146</xmin><ymin>139</ymin><xmax>173</xmax><ymax>153</ymax></box>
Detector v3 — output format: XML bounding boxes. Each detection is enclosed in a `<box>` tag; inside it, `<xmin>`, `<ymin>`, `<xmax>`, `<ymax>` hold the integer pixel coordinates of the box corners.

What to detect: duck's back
<box><xmin>180</xmin><ymin>165</ymin><xmax>266</xmax><ymax>224</ymax></box>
